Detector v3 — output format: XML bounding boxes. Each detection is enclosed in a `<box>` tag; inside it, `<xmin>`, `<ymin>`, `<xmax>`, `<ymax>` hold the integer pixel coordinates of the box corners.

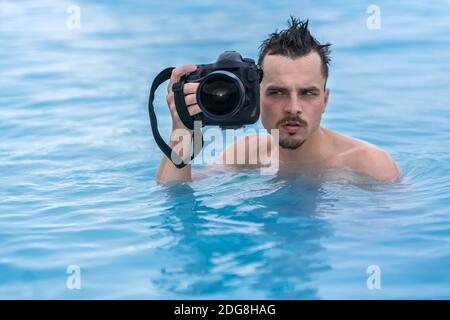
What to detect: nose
<box><xmin>283</xmin><ymin>93</ymin><xmax>303</xmax><ymax>114</ymax></box>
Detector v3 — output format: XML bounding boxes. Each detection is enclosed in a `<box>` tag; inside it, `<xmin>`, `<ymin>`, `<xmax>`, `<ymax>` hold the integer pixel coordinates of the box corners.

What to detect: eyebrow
<box><xmin>265</xmin><ymin>85</ymin><xmax>321</xmax><ymax>93</ymax></box>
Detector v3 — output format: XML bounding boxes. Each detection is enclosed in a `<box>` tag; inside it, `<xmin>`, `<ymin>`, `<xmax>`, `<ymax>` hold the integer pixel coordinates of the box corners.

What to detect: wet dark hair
<box><xmin>258</xmin><ymin>16</ymin><xmax>332</xmax><ymax>86</ymax></box>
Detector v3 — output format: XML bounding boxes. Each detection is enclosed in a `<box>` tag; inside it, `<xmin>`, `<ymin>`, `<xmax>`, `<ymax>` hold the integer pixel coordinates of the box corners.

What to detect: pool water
<box><xmin>1</xmin><ymin>0</ymin><xmax>450</xmax><ymax>299</ymax></box>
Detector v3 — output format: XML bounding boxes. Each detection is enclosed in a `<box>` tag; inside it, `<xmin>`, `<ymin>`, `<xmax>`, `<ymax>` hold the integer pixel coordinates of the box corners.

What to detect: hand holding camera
<box><xmin>165</xmin><ymin>64</ymin><xmax>201</xmax><ymax>132</ymax></box>
<box><xmin>148</xmin><ymin>51</ymin><xmax>263</xmax><ymax>168</ymax></box>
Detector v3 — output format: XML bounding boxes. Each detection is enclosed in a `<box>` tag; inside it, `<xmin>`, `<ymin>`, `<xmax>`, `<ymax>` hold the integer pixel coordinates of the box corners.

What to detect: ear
<box><xmin>322</xmin><ymin>88</ymin><xmax>330</xmax><ymax>114</ymax></box>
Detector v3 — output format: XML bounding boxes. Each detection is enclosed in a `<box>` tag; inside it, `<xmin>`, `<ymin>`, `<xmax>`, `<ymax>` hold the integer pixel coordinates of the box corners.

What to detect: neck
<box><xmin>278</xmin><ymin>126</ymin><xmax>333</xmax><ymax>164</ymax></box>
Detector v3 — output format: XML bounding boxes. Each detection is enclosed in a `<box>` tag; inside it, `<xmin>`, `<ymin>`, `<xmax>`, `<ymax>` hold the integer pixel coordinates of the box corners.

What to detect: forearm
<box><xmin>156</xmin><ymin>131</ymin><xmax>193</xmax><ymax>184</ymax></box>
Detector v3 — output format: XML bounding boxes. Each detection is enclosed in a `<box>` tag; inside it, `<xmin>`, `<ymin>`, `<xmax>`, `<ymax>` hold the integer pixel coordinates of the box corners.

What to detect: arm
<box><xmin>155</xmin><ymin>64</ymin><xmax>201</xmax><ymax>184</ymax></box>
<box><xmin>156</xmin><ymin>130</ymin><xmax>193</xmax><ymax>184</ymax></box>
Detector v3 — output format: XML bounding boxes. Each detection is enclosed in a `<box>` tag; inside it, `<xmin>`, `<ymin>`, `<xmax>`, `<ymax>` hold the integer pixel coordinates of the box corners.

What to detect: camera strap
<box><xmin>148</xmin><ymin>67</ymin><xmax>204</xmax><ymax>169</ymax></box>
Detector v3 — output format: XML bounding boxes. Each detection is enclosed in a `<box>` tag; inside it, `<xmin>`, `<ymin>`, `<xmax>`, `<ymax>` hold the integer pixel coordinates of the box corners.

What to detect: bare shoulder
<box><xmin>192</xmin><ymin>134</ymin><xmax>271</xmax><ymax>180</ymax></box>
<box><xmin>338</xmin><ymin>144</ymin><xmax>400</xmax><ymax>182</ymax></box>
<box><xmin>324</xmin><ymin>128</ymin><xmax>400</xmax><ymax>182</ymax></box>
<box><xmin>214</xmin><ymin>133</ymin><xmax>272</xmax><ymax>166</ymax></box>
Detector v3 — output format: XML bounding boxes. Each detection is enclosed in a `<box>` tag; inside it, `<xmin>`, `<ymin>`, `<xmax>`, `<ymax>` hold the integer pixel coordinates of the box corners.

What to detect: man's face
<box><xmin>260</xmin><ymin>52</ymin><xmax>329</xmax><ymax>149</ymax></box>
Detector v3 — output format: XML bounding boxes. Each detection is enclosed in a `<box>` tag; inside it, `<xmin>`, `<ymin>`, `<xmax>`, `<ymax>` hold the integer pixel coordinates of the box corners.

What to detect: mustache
<box><xmin>276</xmin><ymin>116</ymin><xmax>308</xmax><ymax>127</ymax></box>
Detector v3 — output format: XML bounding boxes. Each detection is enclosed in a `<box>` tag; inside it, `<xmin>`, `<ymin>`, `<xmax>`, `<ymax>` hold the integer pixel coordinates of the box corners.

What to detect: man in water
<box><xmin>156</xmin><ymin>17</ymin><xmax>400</xmax><ymax>183</ymax></box>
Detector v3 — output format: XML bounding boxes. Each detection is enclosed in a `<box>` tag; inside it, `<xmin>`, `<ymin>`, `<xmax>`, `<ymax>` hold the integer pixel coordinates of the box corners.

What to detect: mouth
<box><xmin>281</xmin><ymin>122</ymin><xmax>302</xmax><ymax>133</ymax></box>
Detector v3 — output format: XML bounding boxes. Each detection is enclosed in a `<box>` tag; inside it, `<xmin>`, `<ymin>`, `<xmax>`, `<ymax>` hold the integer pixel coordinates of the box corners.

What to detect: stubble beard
<box><xmin>279</xmin><ymin>132</ymin><xmax>306</xmax><ymax>150</ymax></box>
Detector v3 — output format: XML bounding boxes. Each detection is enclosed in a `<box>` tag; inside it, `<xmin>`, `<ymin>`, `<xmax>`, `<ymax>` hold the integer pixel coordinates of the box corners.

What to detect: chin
<box><xmin>279</xmin><ymin>136</ymin><xmax>306</xmax><ymax>150</ymax></box>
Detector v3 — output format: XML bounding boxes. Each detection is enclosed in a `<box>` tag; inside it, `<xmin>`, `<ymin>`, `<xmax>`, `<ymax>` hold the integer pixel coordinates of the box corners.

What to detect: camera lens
<box><xmin>198</xmin><ymin>72</ymin><xmax>244</xmax><ymax>117</ymax></box>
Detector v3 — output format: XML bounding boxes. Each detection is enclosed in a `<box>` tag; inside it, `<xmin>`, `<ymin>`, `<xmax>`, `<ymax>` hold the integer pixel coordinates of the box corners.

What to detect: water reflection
<box><xmin>150</xmin><ymin>170</ymin><xmax>338</xmax><ymax>299</ymax></box>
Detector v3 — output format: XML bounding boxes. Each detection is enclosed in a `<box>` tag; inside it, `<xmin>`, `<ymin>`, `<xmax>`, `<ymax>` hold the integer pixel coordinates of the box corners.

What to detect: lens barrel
<box><xmin>197</xmin><ymin>71</ymin><xmax>245</xmax><ymax>119</ymax></box>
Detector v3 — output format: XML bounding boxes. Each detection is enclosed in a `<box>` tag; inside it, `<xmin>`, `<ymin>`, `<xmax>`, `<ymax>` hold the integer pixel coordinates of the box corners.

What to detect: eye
<box><xmin>268</xmin><ymin>90</ymin><xmax>283</xmax><ymax>96</ymax></box>
<box><xmin>301</xmin><ymin>90</ymin><xmax>318</xmax><ymax>96</ymax></box>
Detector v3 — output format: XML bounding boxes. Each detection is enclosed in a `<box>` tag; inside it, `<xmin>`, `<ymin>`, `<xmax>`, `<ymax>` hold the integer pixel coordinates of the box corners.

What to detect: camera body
<box><xmin>175</xmin><ymin>51</ymin><xmax>263</xmax><ymax>129</ymax></box>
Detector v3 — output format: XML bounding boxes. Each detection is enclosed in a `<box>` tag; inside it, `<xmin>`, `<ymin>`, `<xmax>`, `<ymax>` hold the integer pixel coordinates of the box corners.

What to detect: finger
<box><xmin>167</xmin><ymin>64</ymin><xmax>198</xmax><ymax>93</ymax></box>
<box><xmin>184</xmin><ymin>93</ymin><xmax>197</xmax><ymax>106</ymax></box>
<box><xmin>166</xmin><ymin>92</ymin><xmax>173</xmax><ymax>105</ymax></box>
<box><xmin>187</xmin><ymin>104</ymin><xmax>202</xmax><ymax>116</ymax></box>
<box><xmin>183</xmin><ymin>82</ymin><xmax>200</xmax><ymax>95</ymax></box>
<box><xmin>172</xmin><ymin>64</ymin><xmax>197</xmax><ymax>79</ymax></box>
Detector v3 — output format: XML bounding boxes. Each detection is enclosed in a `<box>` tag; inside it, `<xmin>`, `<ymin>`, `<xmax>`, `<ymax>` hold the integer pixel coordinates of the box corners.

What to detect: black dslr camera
<box><xmin>148</xmin><ymin>51</ymin><xmax>263</xmax><ymax>168</ymax></box>
<box><xmin>172</xmin><ymin>51</ymin><xmax>263</xmax><ymax>130</ymax></box>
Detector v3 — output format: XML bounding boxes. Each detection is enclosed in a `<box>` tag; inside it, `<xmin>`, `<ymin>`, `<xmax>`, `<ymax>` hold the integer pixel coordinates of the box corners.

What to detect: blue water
<box><xmin>1</xmin><ymin>0</ymin><xmax>450</xmax><ymax>299</ymax></box>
